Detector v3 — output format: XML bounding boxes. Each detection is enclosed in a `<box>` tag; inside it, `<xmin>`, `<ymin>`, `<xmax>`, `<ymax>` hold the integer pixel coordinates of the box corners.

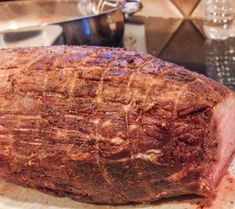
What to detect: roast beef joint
<box><xmin>0</xmin><ymin>46</ymin><xmax>234</xmax><ymax>205</ymax></box>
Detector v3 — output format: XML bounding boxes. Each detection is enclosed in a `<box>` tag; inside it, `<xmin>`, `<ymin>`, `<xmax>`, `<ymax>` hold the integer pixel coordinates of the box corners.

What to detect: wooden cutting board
<box><xmin>0</xmin><ymin>158</ymin><xmax>234</xmax><ymax>209</ymax></box>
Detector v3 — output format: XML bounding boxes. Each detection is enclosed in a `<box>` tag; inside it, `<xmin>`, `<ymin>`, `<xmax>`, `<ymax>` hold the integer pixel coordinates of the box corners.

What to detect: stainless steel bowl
<box><xmin>0</xmin><ymin>0</ymin><xmax>125</xmax><ymax>46</ymax></box>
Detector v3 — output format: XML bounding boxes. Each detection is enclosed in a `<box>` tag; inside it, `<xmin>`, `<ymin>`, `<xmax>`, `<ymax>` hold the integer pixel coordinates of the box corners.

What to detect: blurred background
<box><xmin>0</xmin><ymin>0</ymin><xmax>234</xmax><ymax>90</ymax></box>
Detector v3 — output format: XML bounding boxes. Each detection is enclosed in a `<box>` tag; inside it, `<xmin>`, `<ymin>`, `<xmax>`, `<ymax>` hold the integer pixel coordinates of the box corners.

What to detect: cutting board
<box><xmin>0</xmin><ymin>159</ymin><xmax>234</xmax><ymax>209</ymax></box>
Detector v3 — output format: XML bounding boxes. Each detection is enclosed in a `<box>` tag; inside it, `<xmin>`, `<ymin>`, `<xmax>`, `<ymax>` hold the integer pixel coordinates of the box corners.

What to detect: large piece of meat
<box><xmin>0</xmin><ymin>46</ymin><xmax>234</xmax><ymax>205</ymax></box>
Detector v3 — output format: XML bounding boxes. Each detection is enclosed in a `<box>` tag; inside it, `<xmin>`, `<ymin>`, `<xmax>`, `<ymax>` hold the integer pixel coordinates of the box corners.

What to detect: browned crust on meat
<box><xmin>0</xmin><ymin>46</ymin><xmax>232</xmax><ymax>204</ymax></box>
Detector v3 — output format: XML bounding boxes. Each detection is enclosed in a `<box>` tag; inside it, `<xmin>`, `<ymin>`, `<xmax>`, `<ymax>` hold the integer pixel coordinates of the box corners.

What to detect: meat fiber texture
<box><xmin>0</xmin><ymin>46</ymin><xmax>234</xmax><ymax>205</ymax></box>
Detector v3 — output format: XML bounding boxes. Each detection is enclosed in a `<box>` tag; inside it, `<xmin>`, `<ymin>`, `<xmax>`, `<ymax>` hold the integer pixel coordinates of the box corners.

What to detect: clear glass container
<box><xmin>203</xmin><ymin>0</ymin><xmax>235</xmax><ymax>40</ymax></box>
<box><xmin>205</xmin><ymin>38</ymin><xmax>235</xmax><ymax>91</ymax></box>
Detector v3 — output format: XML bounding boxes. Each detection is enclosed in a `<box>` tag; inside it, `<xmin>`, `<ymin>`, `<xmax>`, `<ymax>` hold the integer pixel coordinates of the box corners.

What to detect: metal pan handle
<box><xmin>97</xmin><ymin>0</ymin><xmax>141</xmax><ymax>17</ymax></box>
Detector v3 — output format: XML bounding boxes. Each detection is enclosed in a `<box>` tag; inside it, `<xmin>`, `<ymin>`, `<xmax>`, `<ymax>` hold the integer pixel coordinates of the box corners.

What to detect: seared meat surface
<box><xmin>0</xmin><ymin>46</ymin><xmax>234</xmax><ymax>204</ymax></box>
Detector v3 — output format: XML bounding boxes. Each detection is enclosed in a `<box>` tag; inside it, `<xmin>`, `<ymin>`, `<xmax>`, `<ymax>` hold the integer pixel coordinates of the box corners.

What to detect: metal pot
<box><xmin>0</xmin><ymin>0</ymin><xmax>138</xmax><ymax>46</ymax></box>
